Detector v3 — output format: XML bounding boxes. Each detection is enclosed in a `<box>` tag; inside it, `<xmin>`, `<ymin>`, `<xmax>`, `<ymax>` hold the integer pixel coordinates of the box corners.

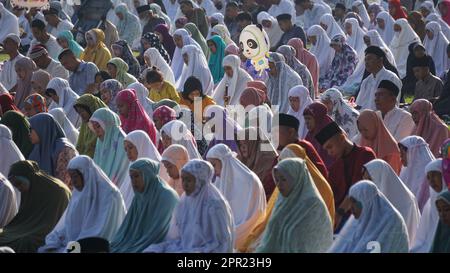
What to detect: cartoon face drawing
<box><xmin>239</xmin><ymin>25</ymin><xmax>270</xmax><ymax>60</ymax></box>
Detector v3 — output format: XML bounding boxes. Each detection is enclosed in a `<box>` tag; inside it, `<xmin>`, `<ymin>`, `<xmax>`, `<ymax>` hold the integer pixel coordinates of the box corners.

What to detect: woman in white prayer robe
<box><xmin>143</xmin><ymin>47</ymin><xmax>176</xmax><ymax>86</ymax></box>
<box><xmin>177</xmin><ymin>45</ymin><xmax>214</xmax><ymax>96</ymax></box>
<box><xmin>307</xmin><ymin>25</ymin><xmax>335</xmax><ymax>79</ymax></box>
<box><xmin>48</xmin><ymin>108</ymin><xmax>79</xmax><ymax>147</ymax></box>
<box><xmin>206</xmin><ymin>144</ymin><xmax>266</xmax><ymax>250</ymax></box>
<box><xmin>144</xmin><ymin>159</ymin><xmax>234</xmax><ymax>253</ymax></box>
<box><xmin>0</xmin><ymin>173</ymin><xmax>18</xmax><ymax>228</ymax></box>
<box><xmin>363</xmin><ymin>159</ymin><xmax>421</xmax><ymax>245</ymax></box>
<box><xmin>426</xmin><ymin>13</ymin><xmax>450</xmax><ymax>38</ymax></box>
<box><xmin>0</xmin><ymin>3</ymin><xmax>20</xmax><ymax>43</ymax></box>
<box><xmin>328</xmin><ymin>180</ymin><xmax>409</xmax><ymax>253</ymax></box>
<box><xmin>424</xmin><ymin>21</ymin><xmax>450</xmax><ymax>77</ymax></box>
<box><xmin>398</xmin><ymin>136</ymin><xmax>435</xmax><ymax>212</ymax></box>
<box><xmin>46</xmin><ymin>78</ymin><xmax>81</xmax><ymax>128</ymax></box>
<box><xmin>213</xmin><ymin>55</ymin><xmax>253</xmax><ymax>106</ymax></box>
<box><xmin>410</xmin><ymin>159</ymin><xmax>448</xmax><ymax>252</ymax></box>
<box><xmin>171</xmin><ymin>29</ymin><xmax>202</xmax><ymax>81</ymax></box>
<box><xmin>344</xmin><ymin>18</ymin><xmax>367</xmax><ymax>60</ymax></box>
<box><xmin>39</xmin><ymin>156</ymin><xmax>126</xmax><ymax>253</ymax></box>
<box><xmin>319</xmin><ymin>13</ymin><xmax>346</xmax><ymax>40</ymax></box>
<box><xmin>390</xmin><ymin>18</ymin><xmax>421</xmax><ymax>78</ymax></box>
<box><xmin>161</xmin><ymin>120</ymin><xmax>202</xmax><ymax>160</ymax></box>
<box><xmin>257</xmin><ymin>12</ymin><xmax>283</xmax><ymax>50</ymax></box>
<box><xmin>0</xmin><ymin>124</ymin><xmax>25</xmax><ymax>177</ymax></box>
<box><xmin>376</xmin><ymin>11</ymin><xmax>396</xmax><ymax>45</ymax></box>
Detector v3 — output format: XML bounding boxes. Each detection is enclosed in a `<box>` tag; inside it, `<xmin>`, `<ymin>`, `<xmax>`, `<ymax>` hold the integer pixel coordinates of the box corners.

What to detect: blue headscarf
<box><xmin>58</xmin><ymin>30</ymin><xmax>84</xmax><ymax>58</ymax></box>
<box><xmin>110</xmin><ymin>158</ymin><xmax>179</xmax><ymax>252</ymax></box>
<box><xmin>28</xmin><ymin>113</ymin><xmax>73</xmax><ymax>176</ymax></box>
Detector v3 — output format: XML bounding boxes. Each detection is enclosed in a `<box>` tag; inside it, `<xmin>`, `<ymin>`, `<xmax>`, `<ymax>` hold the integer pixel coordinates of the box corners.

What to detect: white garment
<box><xmin>127</xmin><ymin>82</ymin><xmax>154</xmax><ymax>118</ymax></box>
<box><xmin>144</xmin><ymin>48</ymin><xmax>176</xmax><ymax>85</ymax></box>
<box><xmin>345</xmin><ymin>18</ymin><xmax>367</xmax><ymax>60</ymax></box>
<box><xmin>48</xmin><ymin>108</ymin><xmax>79</xmax><ymax>147</ymax></box>
<box><xmin>390</xmin><ymin>19</ymin><xmax>421</xmax><ymax>78</ymax></box>
<box><xmin>410</xmin><ymin>159</ymin><xmax>448</xmax><ymax>252</ymax></box>
<box><xmin>307</xmin><ymin>25</ymin><xmax>335</xmax><ymax>78</ymax></box>
<box><xmin>211</xmin><ymin>24</ymin><xmax>236</xmax><ymax>47</ymax></box>
<box><xmin>0</xmin><ymin>124</ymin><xmax>25</xmax><ymax>177</ymax></box>
<box><xmin>18</xmin><ymin>13</ymin><xmax>32</xmax><ymax>46</ymax></box>
<box><xmin>357</xmin><ymin>67</ymin><xmax>402</xmax><ymax>110</ymax></box>
<box><xmin>426</xmin><ymin>13</ymin><xmax>450</xmax><ymax>39</ymax></box>
<box><xmin>161</xmin><ymin>120</ymin><xmax>202</xmax><ymax>160</ymax></box>
<box><xmin>171</xmin><ymin>29</ymin><xmax>202</xmax><ymax>81</ymax></box>
<box><xmin>120</xmin><ymin>130</ymin><xmax>165</xmax><ymax>209</ymax></box>
<box><xmin>352</xmin><ymin>1</ymin><xmax>371</xmax><ymax>29</ymax></box>
<box><xmin>364</xmin><ymin>159</ymin><xmax>421</xmax><ymax>245</ymax></box>
<box><xmin>399</xmin><ymin>136</ymin><xmax>435</xmax><ymax>212</ymax></box>
<box><xmin>40</xmin><ymin>156</ymin><xmax>126</xmax><ymax>253</ymax></box>
<box><xmin>213</xmin><ymin>55</ymin><xmax>252</xmax><ymax>106</ymax></box>
<box><xmin>320</xmin><ymin>13</ymin><xmax>346</xmax><ymax>39</ymax></box>
<box><xmin>424</xmin><ymin>21</ymin><xmax>450</xmax><ymax>77</ymax></box>
<box><xmin>0</xmin><ymin>172</ymin><xmax>17</xmax><ymax>228</ymax></box>
<box><xmin>144</xmin><ymin>159</ymin><xmax>234</xmax><ymax>253</ymax></box>
<box><xmin>46</xmin><ymin>78</ymin><xmax>81</xmax><ymax>128</ymax></box>
<box><xmin>28</xmin><ymin>35</ymin><xmax>63</xmax><ymax>61</ymax></box>
<box><xmin>257</xmin><ymin>12</ymin><xmax>283</xmax><ymax>49</ymax></box>
<box><xmin>329</xmin><ymin>180</ymin><xmax>410</xmax><ymax>253</ymax></box>
<box><xmin>267</xmin><ymin>0</ymin><xmax>296</xmax><ymax>24</ymax></box>
<box><xmin>376</xmin><ymin>11</ymin><xmax>396</xmax><ymax>45</ymax></box>
<box><xmin>366</xmin><ymin>30</ymin><xmax>397</xmax><ymax>66</ymax></box>
<box><xmin>45</xmin><ymin>59</ymin><xmax>69</xmax><ymax>80</ymax></box>
<box><xmin>49</xmin><ymin>20</ymin><xmax>74</xmax><ymax>38</ymax></box>
<box><xmin>177</xmin><ymin>45</ymin><xmax>214</xmax><ymax>95</ymax></box>
<box><xmin>0</xmin><ymin>54</ymin><xmax>24</xmax><ymax>91</ymax></box>
<box><xmin>206</xmin><ymin>144</ymin><xmax>266</xmax><ymax>248</ymax></box>
<box><xmin>303</xmin><ymin>3</ymin><xmax>331</xmax><ymax>31</ymax></box>
<box><xmin>378</xmin><ymin>107</ymin><xmax>415</xmax><ymax>142</ymax></box>
<box><xmin>287</xmin><ymin>85</ymin><xmax>313</xmax><ymax>138</ymax></box>
<box><xmin>163</xmin><ymin>0</ymin><xmax>179</xmax><ymax>19</ymax></box>
<box><xmin>204</xmin><ymin>105</ymin><xmax>243</xmax><ymax>143</ymax></box>
<box><xmin>0</xmin><ymin>3</ymin><xmax>19</xmax><ymax>43</ymax></box>
<box><xmin>198</xmin><ymin>0</ymin><xmax>218</xmax><ymax>16</ymax></box>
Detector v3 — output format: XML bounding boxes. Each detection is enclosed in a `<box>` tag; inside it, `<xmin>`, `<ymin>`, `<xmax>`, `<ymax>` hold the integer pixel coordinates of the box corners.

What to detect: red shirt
<box><xmin>294</xmin><ymin>139</ymin><xmax>329</xmax><ymax>179</ymax></box>
<box><xmin>328</xmin><ymin>144</ymin><xmax>376</xmax><ymax>207</ymax></box>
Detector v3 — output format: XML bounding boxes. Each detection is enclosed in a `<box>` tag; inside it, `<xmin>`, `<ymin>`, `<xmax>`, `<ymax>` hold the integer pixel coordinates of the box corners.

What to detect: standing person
<box><xmin>0</xmin><ymin>160</ymin><xmax>71</xmax><ymax>253</ymax></box>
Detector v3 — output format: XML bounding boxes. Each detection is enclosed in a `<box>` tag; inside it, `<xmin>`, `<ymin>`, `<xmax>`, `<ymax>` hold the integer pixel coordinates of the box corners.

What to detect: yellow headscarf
<box><xmin>239</xmin><ymin>143</ymin><xmax>335</xmax><ymax>253</ymax></box>
<box><xmin>80</xmin><ymin>28</ymin><xmax>112</xmax><ymax>71</ymax></box>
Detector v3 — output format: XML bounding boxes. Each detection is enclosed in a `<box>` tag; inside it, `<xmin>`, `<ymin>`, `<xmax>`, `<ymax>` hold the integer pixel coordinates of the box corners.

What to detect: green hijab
<box><xmin>0</xmin><ymin>160</ymin><xmax>71</xmax><ymax>253</ymax></box>
<box><xmin>256</xmin><ymin>158</ymin><xmax>333</xmax><ymax>253</ymax></box>
<box><xmin>430</xmin><ymin>191</ymin><xmax>450</xmax><ymax>253</ymax></box>
<box><xmin>184</xmin><ymin>23</ymin><xmax>210</xmax><ymax>60</ymax></box>
<box><xmin>0</xmin><ymin>111</ymin><xmax>33</xmax><ymax>158</ymax></box>
<box><xmin>108</xmin><ymin>57</ymin><xmax>137</xmax><ymax>87</ymax></box>
<box><xmin>207</xmin><ymin>35</ymin><xmax>226</xmax><ymax>84</ymax></box>
<box><xmin>74</xmin><ymin>94</ymin><xmax>107</xmax><ymax>158</ymax></box>
<box><xmin>110</xmin><ymin>158</ymin><xmax>179</xmax><ymax>253</ymax></box>
<box><xmin>90</xmin><ymin>108</ymin><xmax>129</xmax><ymax>187</ymax></box>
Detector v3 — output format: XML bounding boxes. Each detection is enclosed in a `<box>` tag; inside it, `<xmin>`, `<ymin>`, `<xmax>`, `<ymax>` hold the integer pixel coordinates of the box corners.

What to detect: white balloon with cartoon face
<box><xmin>239</xmin><ymin>24</ymin><xmax>270</xmax><ymax>73</ymax></box>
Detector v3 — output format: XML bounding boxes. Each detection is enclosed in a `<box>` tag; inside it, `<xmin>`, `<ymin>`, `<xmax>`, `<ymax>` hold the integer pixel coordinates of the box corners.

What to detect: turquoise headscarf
<box><xmin>256</xmin><ymin>158</ymin><xmax>333</xmax><ymax>253</ymax></box>
<box><xmin>57</xmin><ymin>31</ymin><xmax>84</xmax><ymax>58</ymax></box>
<box><xmin>430</xmin><ymin>191</ymin><xmax>450</xmax><ymax>253</ymax></box>
<box><xmin>90</xmin><ymin>108</ymin><xmax>129</xmax><ymax>188</ymax></box>
<box><xmin>110</xmin><ymin>158</ymin><xmax>179</xmax><ymax>253</ymax></box>
<box><xmin>208</xmin><ymin>35</ymin><xmax>226</xmax><ymax>84</ymax></box>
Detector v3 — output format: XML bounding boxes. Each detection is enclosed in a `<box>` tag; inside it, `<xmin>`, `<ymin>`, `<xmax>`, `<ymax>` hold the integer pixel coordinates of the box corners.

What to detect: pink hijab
<box><xmin>439</xmin><ymin>0</ymin><xmax>450</xmax><ymax>25</ymax></box>
<box><xmin>358</xmin><ymin>110</ymin><xmax>402</xmax><ymax>173</ymax></box>
<box><xmin>247</xmin><ymin>81</ymin><xmax>267</xmax><ymax>95</ymax></box>
<box><xmin>410</xmin><ymin>99</ymin><xmax>449</xmax><ymax>157</ymax></box>
<box><xmin>288</xmin><ymin>38</ymin><xmax>319</xmax><ymax>97</ymax></box>
<box><xmin>225</xmin><ymin>44</ymin><xmax>240</xmax><ymax>56</ymax></box>
<box><xmin>239</xmin><ymin>87</ymin><xmax>266</xmax><ymax>109</ymax></box>
<box><xmin>116</xmin><ymin>89</ymin><xmax>157</xmax><ymax>144</ymax></box>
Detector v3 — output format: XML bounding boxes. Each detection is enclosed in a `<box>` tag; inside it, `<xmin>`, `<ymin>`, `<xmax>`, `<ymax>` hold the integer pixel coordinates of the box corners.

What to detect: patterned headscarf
<box><xmin>112</xmin><ymin>40</ymin><xmax>141</xmax><ymax>77</ymax></box>
<box><xmin>99</xmin><ymin>79</ymin><xmax>123</xmax><ymax>113</ymax></box>
<box><xmin>153</xmin><ymin>105</ymin><xmax>177</xmax><ymax>127</ymax></box>
<box><xmin>24</xmin><ymin>94</ymin><xmax>48</xmax><ymax>114</ymax></box>
<box><xmin>142</xmin><ymin>32</ymin><xmax>171</xmax><ymax>64</ymax></box>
